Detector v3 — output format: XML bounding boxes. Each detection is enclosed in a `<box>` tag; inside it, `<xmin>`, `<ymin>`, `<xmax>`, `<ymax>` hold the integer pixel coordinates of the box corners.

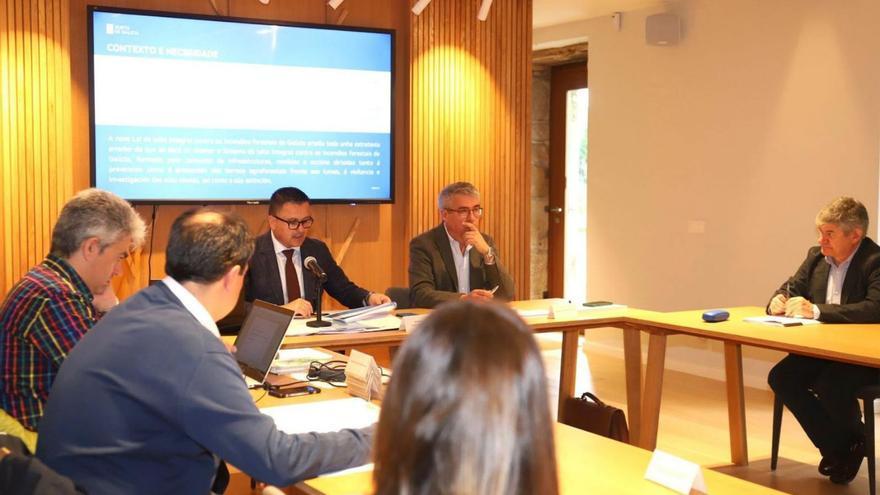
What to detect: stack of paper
<box><xmin>260</xmin><ymin>398</ymin><xmax>379</xmax><ymax>434</ymax></box>
<box><xmin>743</xmin><ymin>316</ymin><xmax>821</xmax><ymax>326</ymax></box>
<box><xmin>269</xmin><ymin>348</ymin><xmax>333</xmax><ymax>375</ymax></box>
<box><xmin>287</xmin><ymin>314</ymin><xmax>402</xmax><ymax>336</ymax></box>
<box><xmin>401</xmin><ymin>313</ymin><xmax>428</xmax><ymax>333</ymax></box>
<box><xmin>330</xmin><ymin>302</ymin><xmax>397</xmax><ymax>323</ymax></box>
<box><xmin>260</xmin><ymin>398</ymin><xmax>379</xmax><ymax>476</ymax></box>
<box><xmin>317</xmin><ymin>315</ymin><xmax>402</xmax><ymax>334</ymax></box>
<box><xmin>516</xmin><ymin>302</ymin><xmax>627</xmax><ymax>319</ymax></box>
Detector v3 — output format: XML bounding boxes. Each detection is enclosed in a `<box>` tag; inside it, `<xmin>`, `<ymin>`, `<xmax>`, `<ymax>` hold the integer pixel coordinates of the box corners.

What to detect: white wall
<box><xmin>546</xmin><ymin>0</ymin><xmax>880</xmax><ymax>388</ymax></box>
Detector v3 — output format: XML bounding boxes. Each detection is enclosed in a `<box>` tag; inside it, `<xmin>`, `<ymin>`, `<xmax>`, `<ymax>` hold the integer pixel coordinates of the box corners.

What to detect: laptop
<box><xmin>233</xmin><ymin>300</ymin><xmax>296</xmax><ymax>389</ymax></box>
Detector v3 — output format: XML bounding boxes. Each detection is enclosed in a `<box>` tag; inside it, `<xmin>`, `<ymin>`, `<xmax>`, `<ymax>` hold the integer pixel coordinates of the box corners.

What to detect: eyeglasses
<box><xmin>272</xmin><ymin>214</ymin><xmax>314</xmax><ymax>230</ymax></box>
<box><xmin>444</xmin><ymin>207</ymin><xmax>484</xmax><ymax>218</ymax></box>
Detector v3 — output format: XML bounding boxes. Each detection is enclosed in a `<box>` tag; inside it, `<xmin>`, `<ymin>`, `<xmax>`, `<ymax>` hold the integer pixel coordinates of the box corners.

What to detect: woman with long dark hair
<box><xmin>373</xmin><ymin>302</ymin><xmax>558</xmax><ymax>495</ymax></box>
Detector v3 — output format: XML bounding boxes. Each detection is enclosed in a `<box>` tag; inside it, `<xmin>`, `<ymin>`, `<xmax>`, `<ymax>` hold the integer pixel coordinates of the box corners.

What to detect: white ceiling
<box><xmin>532</xmin><ymin>0</ymin><xmax>662</xmax><ymax>29</ymax></box>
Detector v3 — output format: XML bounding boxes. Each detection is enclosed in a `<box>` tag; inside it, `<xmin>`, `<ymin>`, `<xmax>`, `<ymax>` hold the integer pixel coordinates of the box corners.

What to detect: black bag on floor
<box><xmin>560</xmin><ymin>392</ymin><xmax>630</xmax><ymax>443</ymax></box>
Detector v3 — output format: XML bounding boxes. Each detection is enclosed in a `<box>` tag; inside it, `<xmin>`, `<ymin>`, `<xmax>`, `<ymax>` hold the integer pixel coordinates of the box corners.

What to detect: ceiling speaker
<box><xmin>645</xmin><ymin>13</ymin><xmax>680</xmax><ymax>46</ymax></box>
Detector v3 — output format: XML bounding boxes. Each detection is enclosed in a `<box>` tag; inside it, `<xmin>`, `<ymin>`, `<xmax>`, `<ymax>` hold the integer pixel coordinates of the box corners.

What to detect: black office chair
<box><xmin>386</xmin><ymin>286</ymin><xmax>411</xmax><ymax>310</ymax></box>
<box><xmin>771</xmin><ymin>385</ymin><xmax>880</xmax><ymax>495</ymax></box>
<box><xmin>0</xmin><ymin>434</ymin><xmax>85</xmax><ymax>495</ymax></box>
<box><xmin>859</xmin><ymin>385</ymin><xmax>880</xmax><ymax>495</ymax></box>
<box><xmin>217</xmin><ymin>288</ymin><xmax>247</xmax><ymax>335</ymax></box>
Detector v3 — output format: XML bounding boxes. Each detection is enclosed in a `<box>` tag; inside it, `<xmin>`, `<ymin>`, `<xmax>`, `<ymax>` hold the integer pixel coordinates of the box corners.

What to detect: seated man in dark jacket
<box><xmin>766</xmin><ymin>196</ymin><xmax>880</xmax><ymax>485</ymax></box>
<box><xmin>409</xmin><ymin>182</ymin><xmax>514</xmax><ymax>308</ymax></box>
<box><xmin>244</xmin><ymin>187</ymin><xmax>389</xmax><ymax>316</ymax></box>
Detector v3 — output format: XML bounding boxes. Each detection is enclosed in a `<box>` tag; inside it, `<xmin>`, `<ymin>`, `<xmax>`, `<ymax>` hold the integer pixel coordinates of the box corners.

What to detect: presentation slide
<box><xmin>90</xmin><ymin>10</ymin><xmax>393</xmax><ymax>202</ymax></box>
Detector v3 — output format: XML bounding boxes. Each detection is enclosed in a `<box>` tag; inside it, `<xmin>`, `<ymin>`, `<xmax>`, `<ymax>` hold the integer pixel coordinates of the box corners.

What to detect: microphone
<box><xmin>303</xmin><ymin>256</ymin><xmax>331</xmax><ymax>328</ymax></box>
<box><xmin>303</xmin><ymin>256</ymin><xmax>328</xmax><ymax>282</ymax></box>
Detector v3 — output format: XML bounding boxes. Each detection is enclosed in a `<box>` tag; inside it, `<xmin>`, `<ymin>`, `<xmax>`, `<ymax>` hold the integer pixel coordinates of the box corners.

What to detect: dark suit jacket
<box><xmin>766</xmin><ymin>237</ymin><xmax>880</xmax><ymax>323</ymax></box>
<box><xmin>408</xmin><ymin>224</ymin><xmax>515</xmax><ymax>308</ymax></box>
<box><xmin>244</xmin><ymin>232</ymin><xmax>370</xmax><ymax>309</ymax></box>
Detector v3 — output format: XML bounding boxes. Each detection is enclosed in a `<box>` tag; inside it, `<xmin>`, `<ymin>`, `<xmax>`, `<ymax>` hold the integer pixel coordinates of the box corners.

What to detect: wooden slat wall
<box><xmin>2</xmin><ymin>0</ymin><xmax>532</xmax><ymax>302</ymax></box>
<box><xmin>1</xmin><ymin>0</ymin><xmax>72</xmax><ymax>295</ymax></box>
<box><xmin>408</xmin><ymin>0</ymin><xmax>532</xmax><ymax>299</ymax></box>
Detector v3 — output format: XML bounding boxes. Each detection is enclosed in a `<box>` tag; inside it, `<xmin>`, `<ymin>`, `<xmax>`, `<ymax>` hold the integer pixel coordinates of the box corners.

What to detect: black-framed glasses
<box><xmin>444</xmin><ymin>207</ymin><xmax>484</xmax><ymax>217</ymax></box>
<box><xmin>272</xmin><ymin>214</ymin><xmax>314</xmax><ymax>230</ymax></box>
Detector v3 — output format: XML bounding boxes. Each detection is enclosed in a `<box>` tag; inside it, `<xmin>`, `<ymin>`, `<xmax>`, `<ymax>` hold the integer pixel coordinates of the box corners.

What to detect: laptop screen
<box><xmin>233</xmin><ymin>300</ymin><xmax>294</xmax><ymax>385</ymax></box>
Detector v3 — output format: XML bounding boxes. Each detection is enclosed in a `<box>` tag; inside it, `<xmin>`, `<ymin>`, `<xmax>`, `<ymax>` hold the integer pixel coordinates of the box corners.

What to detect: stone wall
<box><xmin>530</xmin><ymin>66</ymin><xmax>551</xmax><ymax>299</ymax></box>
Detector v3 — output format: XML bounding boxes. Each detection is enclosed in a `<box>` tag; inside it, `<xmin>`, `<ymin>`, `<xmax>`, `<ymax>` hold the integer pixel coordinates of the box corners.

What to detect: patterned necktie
<box><xmin>282</xmin><ymin>249</ymin><xmax>301</xmax><ymax>302</ymax></box>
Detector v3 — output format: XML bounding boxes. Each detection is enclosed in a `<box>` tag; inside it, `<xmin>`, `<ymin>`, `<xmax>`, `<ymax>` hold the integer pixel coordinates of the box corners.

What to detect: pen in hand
<box><xmin>770</xmin><ymin>282</ymin><xmax>791</xmax><ymax>315</ymax></box>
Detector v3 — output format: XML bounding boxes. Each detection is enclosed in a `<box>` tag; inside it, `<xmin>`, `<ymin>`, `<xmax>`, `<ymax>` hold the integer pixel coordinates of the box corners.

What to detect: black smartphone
<box><xmin>583</xmin><ymin>301</ymin><xmax>614</xmax><ymax>307</ymax></box>
<box><xmin>267</xmin><ymin>385</ymin><xmax>321</xmax><ymax>398</ymax></box>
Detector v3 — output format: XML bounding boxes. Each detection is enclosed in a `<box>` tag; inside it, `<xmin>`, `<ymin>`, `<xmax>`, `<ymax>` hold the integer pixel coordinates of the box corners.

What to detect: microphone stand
<box><xmin>306</xmin><ymin>273</ymin><xmax>332</xmax><ymax>328</ymax></box>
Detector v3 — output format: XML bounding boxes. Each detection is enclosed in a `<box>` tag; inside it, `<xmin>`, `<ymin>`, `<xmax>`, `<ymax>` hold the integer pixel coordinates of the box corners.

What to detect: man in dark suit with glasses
<box><xmin>408</xmin><ymin>182</ymin><xmax>514</xmax><ymax>308</ymax></box>
<box><xmin>244</xmin><ymin>187</ymin><xmax>389</xmax><ymax>316</ymax></box>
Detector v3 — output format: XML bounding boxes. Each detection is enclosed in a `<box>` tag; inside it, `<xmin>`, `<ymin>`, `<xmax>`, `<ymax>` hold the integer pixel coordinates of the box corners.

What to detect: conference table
<box><xmin>625</xmin><ymin>306</ymin><xmax>880</xmax><ymax>466</ymax></box>
<box><xmin>275</xmin><ymin>301</ymin><xmax>880</xmax><ymax>468</ymax></box>
<box><xmin>294</xmin><ymin>422</ymin><xmax>785</xmax><ymax>495</ymax></box>
<box><xmin>279</xmin><ymin>301</ymin><xmax>651</xmax><ymax>438</ymax></box>
<box><xmin>244</xmin><ymin>360</ymin><xmax>785</xmax><ymax>495</ymax></box>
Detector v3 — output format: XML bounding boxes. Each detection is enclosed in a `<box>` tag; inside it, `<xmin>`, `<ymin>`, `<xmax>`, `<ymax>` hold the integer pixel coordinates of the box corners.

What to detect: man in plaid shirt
<box><xmin>0</xmin><ymin>189</ymin><xmax>145</xmax><ymax>432</ymax></box>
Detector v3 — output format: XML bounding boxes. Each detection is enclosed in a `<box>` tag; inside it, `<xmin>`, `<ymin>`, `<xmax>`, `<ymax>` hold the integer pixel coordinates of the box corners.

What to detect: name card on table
<box><xmin>401</xmin><ymin>313</ymin><xmax>428</xmax><ymax>333</ymax></box>
<box><xmin>345</xmin><ymin>350</ymin><xmax>383</xmax><ymax>401</ymax></box>
<box><xmin>547</xmin><ymin>302</ymin><xmax>578</xmax><ymax>319</ymax></box>
<box><xmin>644</xmin><ymin>449</ymin><xmax>708</xmax><ymax>494</ymax></box>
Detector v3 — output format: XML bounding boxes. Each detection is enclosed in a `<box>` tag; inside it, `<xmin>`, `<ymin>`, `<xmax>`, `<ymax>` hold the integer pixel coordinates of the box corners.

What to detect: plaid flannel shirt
<box><xmin>0</xmin><ymin>255</ymin><xmax>99</xmax><ymax>430</ymax></box>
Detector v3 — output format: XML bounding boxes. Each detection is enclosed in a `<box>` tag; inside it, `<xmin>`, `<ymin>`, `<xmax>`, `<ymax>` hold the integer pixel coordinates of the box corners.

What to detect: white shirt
<box><xmin>445</xmin><ymin>225</ymin><xmax>471</xmax><ymax>294</ymax></box>
<box><xmin>811</xmin><ymin>241</ymin><xmax>860</xmax><ymax>319</ymax></box>
<box><xmin>161</xmin><ymin>276</ymin><xmax>220</xmax><ymax>338</ymax></box>
<box><xmin>824</xmin><ymin>243</ymin><xmax>859</xmax><ymax>305</ymax></box>
<box><xmin>271</xmin><ymin>231</ymin><xmax>304</xmax><ymax>302</ymax></box>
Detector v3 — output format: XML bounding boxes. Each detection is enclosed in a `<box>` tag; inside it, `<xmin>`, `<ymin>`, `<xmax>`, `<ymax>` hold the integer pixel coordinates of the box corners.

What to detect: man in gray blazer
<box><xmin>408</xmin><ymin>182</ymin><xmax>514</xmax><ymax>308</ymax></box>
<box><xmin>38</xmin><ymin>209</ymin><xmax>372</xmax><ymax>494</ymax></box>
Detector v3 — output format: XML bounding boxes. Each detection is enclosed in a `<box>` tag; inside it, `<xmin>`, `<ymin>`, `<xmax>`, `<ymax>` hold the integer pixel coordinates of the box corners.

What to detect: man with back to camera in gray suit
<box><xmin>766</xmin><ymin>196</ymin><xmax>880</xmax><ymax>485</ymax></box>
<box><xmin>244</xmin><ymin>187</ymin><xmax>390</xmax><ymax>316</ymax></box>
<box><xmin>37</xmin><ymin>208</ymin><xmax>373</xmax><ymax>494</ymax></box>
<box><xmin>408</xmin><ymin>182</ymin><xmax>514</xmax><ymax>308</ymax></box>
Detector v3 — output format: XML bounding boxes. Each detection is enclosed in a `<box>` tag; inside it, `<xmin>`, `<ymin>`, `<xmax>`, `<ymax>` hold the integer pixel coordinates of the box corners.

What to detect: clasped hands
<box><xmin>460</xmin><ymin>289</ymin><xmax>495</xmax><ymax>302</ymax></box>
<box><xmin>769</xmin><ymin>293</ymin><xmax>814</xmax><ymax>319</ymax></box>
